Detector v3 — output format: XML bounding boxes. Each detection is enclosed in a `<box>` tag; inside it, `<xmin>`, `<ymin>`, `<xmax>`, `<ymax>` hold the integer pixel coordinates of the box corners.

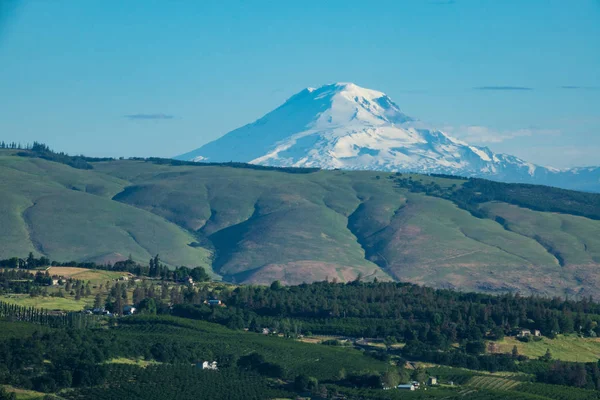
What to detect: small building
<box><xmin>205</xmin><ymin>299</ymin><xmax>223</xmax><ymax>307</ymax></box>
<box><xmin>262</xmin><ymin>328</ymin><xmax>271</xmax><ymax>335</ymax></box>
<box><xmin>428</xmin><ymin>377</ymin><xmax>438</xmax><ymax>385</ymax></box>
<box><xmin>200</xmin><ymin>361</ymin><xmax>218</xmax><ymax>370</ymax></box>
<box><xmin>123</xmin><ymin>305</ymin><xmax>136</xmax><ymax>315</ymax></box>
<box><xmin>398</xmin><ymin>384</ymin><xmax>416</xmax><ymax>391</ymax></box>
<box><xmin>119</xmin><ymin>276</ymin><xmax>129</xmax><ymax>281</ymax></box>
<box><xmin>517</xmin><ymin>329</ymin><xmax>532</xmax><ymax>338</ymax></box>
<box><xmin>51</xmin><ymin>279</ymin><xmax>60</xmax><ymax>286</ymax></box>
<box><xmin>533</xmin><ymin>329</ymin><xmax>542</xmax><ymax>337</ymax></box>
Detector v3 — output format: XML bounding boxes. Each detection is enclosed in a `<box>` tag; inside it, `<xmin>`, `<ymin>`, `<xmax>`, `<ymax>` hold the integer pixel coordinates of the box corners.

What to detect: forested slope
<box><xmin>2</xmin><ymin>150</ymin><xmax>600</xmax><ymax>297</ymax></box>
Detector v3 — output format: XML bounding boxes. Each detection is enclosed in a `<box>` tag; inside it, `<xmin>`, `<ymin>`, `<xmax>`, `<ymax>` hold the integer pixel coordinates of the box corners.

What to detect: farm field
<box><xmin>47</xmin><ymin>266</ymin><xmax>130</xmax><ymax>283</ymax></box>
<box><xmin>0</xmin><ymin>294</ymin><xmax>90</xmax><ymax>311</ymax></box>
<box><xmin>1</xmin><ymin>385</ymin><xmax>57</xmax><ymax>400</ymax></box>
<box><xmin>496</xmin><ymin>336</ymin><xmax>600</xmax><ymax>362</ymax></box>
<box><xmin>105</xmin><ymin>357</ymin><xmax>162</xmax><ymax>368</ymax></box>
<box><xmin>467</xmin><ymin>375</ymin><xmax>522</xmax><ymax>391</ymax></box>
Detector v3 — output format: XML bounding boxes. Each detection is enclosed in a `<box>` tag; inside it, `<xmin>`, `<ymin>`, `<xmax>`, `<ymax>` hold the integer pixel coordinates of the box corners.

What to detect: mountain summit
<box><xmin>177</xmin><ymin>83</ymin><xmax>600</xmax><ymax>192</ymax></box>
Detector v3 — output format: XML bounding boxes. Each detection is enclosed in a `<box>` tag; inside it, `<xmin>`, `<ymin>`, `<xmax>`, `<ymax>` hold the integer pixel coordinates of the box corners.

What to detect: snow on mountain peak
<box><xmin>175</xmin><ymin>83</ymin><xmax>600</xmax><ymax>191</ymax></box>
<box><xmin>295</xmin><ymin>82</ymin><xmax>413</xmax><ymax>128</ymax></box>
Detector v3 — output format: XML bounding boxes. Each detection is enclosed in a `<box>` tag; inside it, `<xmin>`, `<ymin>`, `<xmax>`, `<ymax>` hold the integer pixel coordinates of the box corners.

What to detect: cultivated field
<box><xmin>467</xmin><ymin>375</ymin><xmax>522</xmax><ymax>391</ymax></box>
<box><xmin>496</xmin><ymin>336</ymin><xmax>600</xmax><ymax>362</ymax></box>
<box><xmin>105</xmin><ymin>357</ymin><xmax>162</xmax><ymax>368</ymax></box>
<box><xmin>0</xmin><ymin>294</ymin><xmax>90</xmax><ymax>311</ymax></box>
<box><xmin>1</xmin><ymin>385</ymin><xmax>54</xmax><ymax>400</ymax></box>
<box><xmin>47</xmin><ymin>266</ymin><xmax>129</xmax><ymax>283</ymax></box>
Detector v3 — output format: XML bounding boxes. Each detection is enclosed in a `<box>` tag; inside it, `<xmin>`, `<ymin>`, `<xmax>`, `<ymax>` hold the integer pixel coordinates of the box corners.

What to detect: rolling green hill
<box><xmin>2</xmin><ymin>149</ymin><xmax>600</xmax><ymax>297</ymax></box>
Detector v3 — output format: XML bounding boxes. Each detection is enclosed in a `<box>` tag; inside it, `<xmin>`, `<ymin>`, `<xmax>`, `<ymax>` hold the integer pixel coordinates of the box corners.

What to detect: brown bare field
<box><xmin>246</xmin><ymin>261</ymin><xmax>390</xmax><ymax>285</ymax></box>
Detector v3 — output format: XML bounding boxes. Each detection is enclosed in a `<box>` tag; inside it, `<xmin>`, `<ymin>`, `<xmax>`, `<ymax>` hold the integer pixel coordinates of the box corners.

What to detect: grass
<box><xmin>496</xmin><ymin>335</ymin><xmax>600</xmax><ymax>362</ymax></box>
<box><xmin>2</xmin><ymin>385</ymin><xmax>61</xmax><ymax>400</ymax></box>
<box><xmin>467</xmin><ymin>376</ymin><xmax>522</xmax><ymax>391</ymax></box>
<box><xmin>47</xmin><ymin>267</ymin><xmax>129</xmax><ymax>283</ymax></box>
<box><xmin>482</xmin><ymin>202</ymin><xmax>600</xmax><ymax>267</ymax></box>
<box><xmin>0</xmin><ymin>294</ymin><xmax>90</xmax><ymax>311</ymax></box>
<box><xmin>359</xmin><ymin>191</ymin><xmax>562</xmax><ymax>293</ymax></box>
<box><xmin>0</xmin><ymin>155</ymin><xmax>212</xmax><ymax>271</ymax></box>
<box><xmin>105</xmin><ymin>357</ymin><xmax>162</xmax><ymax>368</ymax></box>
<box><xmin>1</xmin><ymin>151</ymin><xmax>599</xmax><ymax>295</ymax></box>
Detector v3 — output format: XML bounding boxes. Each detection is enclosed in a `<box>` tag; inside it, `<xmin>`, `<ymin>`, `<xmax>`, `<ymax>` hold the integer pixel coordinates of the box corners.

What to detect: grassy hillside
<box><xmin>2</xmin><ymin>150</ymin><xmax>600</xmax><ymax>295</ymax></box>
<box><xmin>0</xmin><ymin>154</ymin><xmax>211</xmax><ymax>270</ymax></box>
<box><xmin>496</xmin><ymin>336</ymin><xmax>600</xmax><ymax>363</ymax></box>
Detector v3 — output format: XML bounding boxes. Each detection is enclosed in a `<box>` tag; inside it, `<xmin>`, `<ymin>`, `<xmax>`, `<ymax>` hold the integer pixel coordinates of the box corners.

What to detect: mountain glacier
<box><xmin>177</xmin><ymin>83</ymin><xmax>600</xmax><ymax>192</ymax></box>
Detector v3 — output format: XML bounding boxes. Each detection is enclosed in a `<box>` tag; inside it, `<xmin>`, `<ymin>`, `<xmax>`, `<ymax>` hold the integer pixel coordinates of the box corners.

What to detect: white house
<box><xmin>201</xmin><ymin>361</ymin><xmax>218</xmax><ymax>370</ymax></box>
<box><xmin>398</xmin><ymin>384</ymin><xmax>416</xmax><ymax>391</ymax></box>
<box><xmin>517</xmin><ymin>329</ymin><xmax>532</xmax><ymax>338</ymax></box>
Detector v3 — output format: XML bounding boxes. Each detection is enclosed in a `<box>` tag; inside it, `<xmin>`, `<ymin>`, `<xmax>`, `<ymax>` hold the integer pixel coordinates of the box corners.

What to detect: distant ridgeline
<box><xmin>133</xmin><ymin>157</ymin><xmax>320</xmax><ymax>174</ymax></box>
<box><xmin>1</xmin><ymin>141</ymin><xmax>320</xmax><ymax>173</ymax></box>
<box><xmin>5</xmin><ymin>142</ymin><xmax>599</xmax><ymax>217</ymax></box>
<box><xmin>392</xmin><ymin>173</ymin><xmax>600</xmax><ymax>220</ymax></box>
<box><xmin>0</xmin><ymin>141</ymin><xmax>113</xmax><ymax>169</ymax></box>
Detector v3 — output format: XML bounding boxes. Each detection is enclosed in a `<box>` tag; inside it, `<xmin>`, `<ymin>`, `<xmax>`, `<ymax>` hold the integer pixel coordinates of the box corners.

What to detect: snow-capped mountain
<box><xmin>177</xmin><ymin>83</ymin><xmax>600</xmax><ymax>192</ymax></box>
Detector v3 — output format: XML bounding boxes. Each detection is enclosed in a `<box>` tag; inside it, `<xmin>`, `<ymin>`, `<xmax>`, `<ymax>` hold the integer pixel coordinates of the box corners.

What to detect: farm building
<box><xmin>199</xmin><ymin>361</ymin><xmax>218</xmax><ymax>370</ymax></box>
<box><xmin>398</xmin><ymin>384</ymin><xmax>416</xmax><ymax>390</ymax></box>
<box><xmin>123</xmin><ymin>305</ymin><xmax>136</xmax><ymax>315</ymax></box>
<box><xmin>180</xmin><ymin>276</ymin><xmax>194</xmax><ymax>285</ymax></box>
<box><xmin>517</xmin><ymin>329</ymin><xmax>531</xmax><ymax>338</ymax></box>
<box><xmin>516</xmin><ymin>329</ymin><xmax>542</xmax><ymax>338</ymax></box>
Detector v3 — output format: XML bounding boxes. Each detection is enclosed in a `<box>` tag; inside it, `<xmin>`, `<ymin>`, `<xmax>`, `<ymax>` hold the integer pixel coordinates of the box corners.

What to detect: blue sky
<box><xmin>0</xmin><ymin>0</ymin><xmax>598</xmax><ymax>168</ymax></box>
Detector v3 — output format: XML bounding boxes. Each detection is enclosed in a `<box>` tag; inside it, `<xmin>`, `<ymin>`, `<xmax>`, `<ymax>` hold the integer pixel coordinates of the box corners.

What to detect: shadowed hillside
<box><xmin>2</xmin><ymin>149</ymin><xmax>600</xmax><ymax>297</ymax></box>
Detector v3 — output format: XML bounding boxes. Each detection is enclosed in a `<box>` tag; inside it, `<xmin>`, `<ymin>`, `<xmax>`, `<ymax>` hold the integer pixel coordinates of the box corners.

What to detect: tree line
<box><xmin>172</xmin><ymin>280</ymin><xmax>600</xmax><ymax>342</ymax></box>
<box><xmin>393</xmin><ymin>175</ymin><xmax>600</xmax><ymax>221</ymax></box>
<box><xmin>0</xmin><ymin>301</ymin><xmax>99</xmax><ymax>329</ymax></box>
<box><xmin>0</xmin><ymin>253</ymin><xmax>210</xmax><ymax>283</ymax></box>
